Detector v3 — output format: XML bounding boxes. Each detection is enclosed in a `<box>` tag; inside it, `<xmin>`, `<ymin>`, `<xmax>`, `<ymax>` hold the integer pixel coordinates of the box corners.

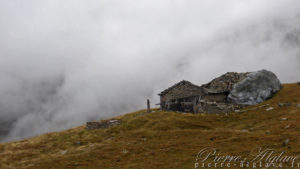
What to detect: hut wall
<box><xmin>201</xmin><ymin>94</ymin><xmax>227</xmax><ymax>103</ymax></box>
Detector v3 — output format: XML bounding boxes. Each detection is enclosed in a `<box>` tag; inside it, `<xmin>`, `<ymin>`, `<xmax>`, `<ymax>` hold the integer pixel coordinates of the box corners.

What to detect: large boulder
<box><xmin>228</xmin><ymin>70</ymin><xmax>282</xmax><ymax>105</ymax></box>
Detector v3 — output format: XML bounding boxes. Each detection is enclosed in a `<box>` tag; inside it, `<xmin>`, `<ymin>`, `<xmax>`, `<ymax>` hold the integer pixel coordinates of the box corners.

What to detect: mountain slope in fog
<box><xmin>0</xmin><ymin>83</ymin><xmax>299</xmax><ymax>169</ymax></box>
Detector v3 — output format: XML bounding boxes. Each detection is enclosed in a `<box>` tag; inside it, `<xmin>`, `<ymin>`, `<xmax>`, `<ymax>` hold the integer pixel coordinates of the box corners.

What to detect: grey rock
<box><xmin>122</xmin><ymin>149</ymin><xmax>129</xmax><ymax>154</ymax></box>
<box><xmin>297</xmin><ymin>104</ymin><xmax>300</xmax><ymax>108</ymax></box>
<box><xmin>235</xmin><ymin>109</ymin><xmax>248</xmax><ymax>113</ymax></box>
<box><xmin>282</xmin><ymin>139</ymin><xmax>289</xmax><ymax>147</ymax></box>
<box><xmin>259</xmin><ymin>104</ymin><xmax>269</xmax><ymax>108</ymax></box>
<box><xmin>241</xmin><ymin>129</ymin><xmax>249</xmax><ymax>133</ymax></box>
<box><xmin>281</xmin><ymin>117</ymin><xmax>288</xmax><ymax>121</ymax></box>
<box><xmin>278</xmin><ymin>103</ymin><xmax>291</xmax><ymax>107</ymax></box>
<box><xmin>266</xmin><ymin>107</ymin><xmax>274</xmax><ymax>111</ymax></box>
<box><xmin>228</xmin><ymin>70</ymin><xmax>282</xmax><ymax>105</ymax></box>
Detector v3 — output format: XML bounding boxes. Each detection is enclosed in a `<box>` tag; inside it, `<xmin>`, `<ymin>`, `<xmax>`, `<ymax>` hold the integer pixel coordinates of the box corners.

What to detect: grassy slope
<box><xmin>0</xmin><ymin>84</ymin><xmax>300</xmax><ymax>169</ymax></box>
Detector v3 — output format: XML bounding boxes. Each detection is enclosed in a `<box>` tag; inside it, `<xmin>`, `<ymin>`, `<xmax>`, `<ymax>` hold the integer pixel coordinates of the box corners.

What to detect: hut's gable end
<box><xmin>161</xmin><ymin>83</ymin><xmax>201</xmax><ymax>102</ymax></box>
<box><xmin>159</xmin><ymin>81</ymin><xmax>203</xmax><ymax>111</ymax></box>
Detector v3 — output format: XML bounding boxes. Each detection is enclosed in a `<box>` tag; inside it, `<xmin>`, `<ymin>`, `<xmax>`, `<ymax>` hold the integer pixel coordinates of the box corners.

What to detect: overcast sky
<box><xmin>0</xmin><ymin>0</ymin><xmax>299</xmax><ymax>141</ymax></box>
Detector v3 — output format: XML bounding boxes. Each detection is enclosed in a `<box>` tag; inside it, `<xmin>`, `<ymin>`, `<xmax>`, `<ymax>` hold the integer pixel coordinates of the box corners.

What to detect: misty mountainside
<box><xmin>1</xmin><ymin>7</ymin><xmax>300</xmax><ymax>142</ymax></box>
<box><xmin>0</xmin><ymin>83</ymin><xmax>299</xmax><ymax>169</ymax></box>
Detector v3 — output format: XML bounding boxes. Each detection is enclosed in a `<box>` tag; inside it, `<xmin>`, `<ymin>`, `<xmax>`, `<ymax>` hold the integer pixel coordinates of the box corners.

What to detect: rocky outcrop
<box><xmin>228</xmin><ymin>70</ymin><xmax>282</xmax><ymax>105</ymax></box>
<box><xmin>86</xmin><ymin>119</ymin><xmax>121</xmax><ymax>130</ymax></box>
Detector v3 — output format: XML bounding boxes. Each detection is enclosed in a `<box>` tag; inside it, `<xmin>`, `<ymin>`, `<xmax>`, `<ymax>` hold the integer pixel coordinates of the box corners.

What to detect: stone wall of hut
<box><xmin>160</xmin><ymin>83</ymin><xmax>203</xmax><ymax>111</ymax></box>
<box><xmin>200</xmin><ymin>94</ymin><xmax>228</xmax><ymax>103</ymax></box>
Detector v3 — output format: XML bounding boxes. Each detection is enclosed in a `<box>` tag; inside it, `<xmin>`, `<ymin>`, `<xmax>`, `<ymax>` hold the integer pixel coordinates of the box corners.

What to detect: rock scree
<box><xmin>228</xmin><ymin>69</ymin><xmax>282</xmax><ymax>105</ymax></box>
<box><xmin>86</xmin><ymin>119</ymin><xmax>121</xmax><ymax>130</ymax></box>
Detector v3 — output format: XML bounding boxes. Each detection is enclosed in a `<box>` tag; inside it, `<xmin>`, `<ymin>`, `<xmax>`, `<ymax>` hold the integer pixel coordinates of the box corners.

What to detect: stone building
<box><xmin>194</xmin><ymin>72</ymin><xmax>249</xmax><ymax>113</ymax></box>
<box><xmin>201</xmin><ymin>72</ymin><xmax>249</xmax><ymax>92</ymax></box>
<box><xmin>158</xmin><ymin>80</ymin><xmax>203</xmax><ymax>112</ymax></box>
<box><xmin>194</xmin><ymin>89</ymin><xmax>236</xmax><ymax>114</ymax></box>
<box><xmin>158</xmin><ymin>73</ymin><xmax>248</xmax><ymax>113</ymax></box>
<box><xmin>158</xmin><ymin>70</ymin><xmax>281</xmax><ymax>114</ymax></box>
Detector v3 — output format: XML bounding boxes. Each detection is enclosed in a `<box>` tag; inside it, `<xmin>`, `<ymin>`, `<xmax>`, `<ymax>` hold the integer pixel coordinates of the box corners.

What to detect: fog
<box><xmin>0</xmin><ymin>0</ymin><xmax>299</xmax><ymax>141</ymax></box>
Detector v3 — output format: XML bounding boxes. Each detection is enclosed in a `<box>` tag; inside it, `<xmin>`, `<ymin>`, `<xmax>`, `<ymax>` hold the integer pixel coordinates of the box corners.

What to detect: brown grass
<box><xmin>0</xmin><ymin>84</ymin><xmax>300</xmax><ymax>169</ymax></box>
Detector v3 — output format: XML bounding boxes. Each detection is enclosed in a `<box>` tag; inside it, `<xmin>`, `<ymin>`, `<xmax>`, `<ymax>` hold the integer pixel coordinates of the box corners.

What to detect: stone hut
<box><xmin>195</xmin><ymin>89</ymin><xmax>235</xmax><ymax>114</ymax></box>
<box><xmin>194</xmin><ymin>72</ymin><xmax>249</xmax><ymax>113</ymax></box>
<box><xmin>159</xmin><ymin>73</ymin><xmax>249</xmax><ymax>113</ymax></box>
<box><xmin>158</xmin><ymin>70</ymin><xmax>281</xmax><ymax>114</ymax></box>
<box><xmin>158</xmin><ymin>80</ymin><xmax>203</xmax><ymax>112</ymax></box>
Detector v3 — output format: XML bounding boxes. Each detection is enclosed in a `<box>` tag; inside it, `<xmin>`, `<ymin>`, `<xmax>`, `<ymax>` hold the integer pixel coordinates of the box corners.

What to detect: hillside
<box><xmin>0</xmin><ymin>83</ymin><xmax>300</xmax><ymax>169</ymax></box>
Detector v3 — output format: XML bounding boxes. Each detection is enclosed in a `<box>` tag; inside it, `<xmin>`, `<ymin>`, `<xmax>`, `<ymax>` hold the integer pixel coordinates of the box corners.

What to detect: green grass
<box><xmin>0</xmin><ymin>84</ymin><xmax>300</xmax><ymax>169</ymax></box>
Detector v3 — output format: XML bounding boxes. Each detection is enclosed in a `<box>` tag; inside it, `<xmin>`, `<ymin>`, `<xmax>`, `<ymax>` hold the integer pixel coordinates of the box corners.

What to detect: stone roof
<box><xmin>158</xmin><ymin>80</ymin><xmax>201</xmax><ymax>96</ymax></box>
<box><xmin>158</xmin><ymin>72</ymin><xmax>249</xmax><ymax>97</ymax></box>
<box><xmin>201</xmin><ymin>72</ymin><xmax>249</xmax><ymax>93</ymax></box>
